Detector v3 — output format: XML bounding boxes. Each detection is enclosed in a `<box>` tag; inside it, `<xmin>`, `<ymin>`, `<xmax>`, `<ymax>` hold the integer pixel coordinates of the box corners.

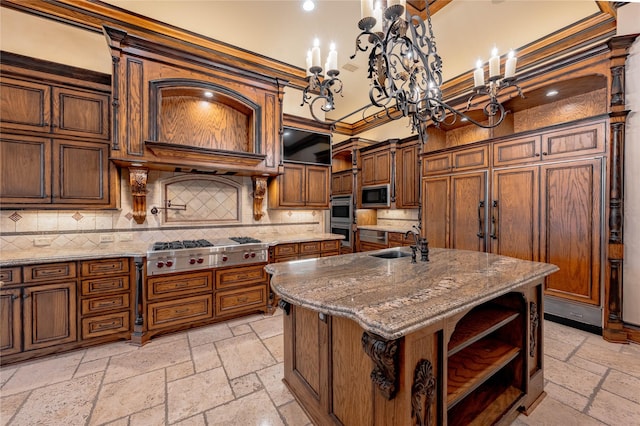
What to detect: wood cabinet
<box><xmin>0</xmin><ymin>136</ymin><xmax>113</xmax><ymax>206</ymax></box>
<box><xmin>388</xmin><ymin>232</ymin><xmax>414</xmax><ymax>247</ymax></box>
<box><xmin>270</xmin><ymin>239</ymin><xmax>341</xmax><ymax>262</ymax></box>
<box><xmin>360</xmin><ymin>147</ymin><xmax>391</xmax><ymax>186</ymax></box>
<box><xmin>0</xmin><ymin>55</ymin><xmax>116</xmax><ymax>209</ymax></box>
<box><xmin>79</xmin><ymin>258</ymin><xmax>132</xmax><ymax>340</ymax></box>
<box><xmin>0</xmin><ymin>76</ymin><xmax>110</xmax><ymax>140</ymax></box>
<box><xmin>331</xmin><ymin>170</ymin><xmax>353</xmax><ymax>195</ymax></box>
<box><xmin>215</xmin><ymin>263</ymin><xmax>268</xmax><ymax>317</ymax></box>
<box><xmin>268</xmin><ymin>163</ymin><xmax>330</xmax><ymax>209</ymax></box>
<box><xmin>0</xmin><ymin>261</ymin><xmax>77</xmax><ymax>360</ymax></box>
<box><xmin>423</xmin><ymin>171</ymin><xmax>488</xmax><ymax>252</ymax></box>
<box><xmin>395</xmin><ymin>141</ymin><xmax>420</xmax><ymax>208</ymax></box>
<box><xmin>423</xmin><ymin>118</ymin><xmax>606</xmax><ymax>327</ymax></box>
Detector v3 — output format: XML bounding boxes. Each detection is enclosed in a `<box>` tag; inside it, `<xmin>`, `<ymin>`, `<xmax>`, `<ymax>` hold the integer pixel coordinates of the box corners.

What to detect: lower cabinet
<box><xmin>270</xmin><ymin>239</ymin><xmax>340</xmax><ymax>262</ymax></box>
<box><xmin>23</xmin><ymin>282</ymin><xmax>77</xmax><ymax>351</ymax></box>
<box><xmin>215</xmin><ymin>264</ymin><xmax>269</xmax><ymax>317</ymax></box>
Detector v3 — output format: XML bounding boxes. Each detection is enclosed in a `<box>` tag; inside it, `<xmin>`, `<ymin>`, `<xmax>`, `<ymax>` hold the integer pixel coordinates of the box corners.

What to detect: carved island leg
<box><xmin>129</xmin><ymin>167</ymin><xmax>148</xmax><ymax>225</ymax></box>
<box><xmin>411</xmin><ymin>359</ymin><xmax>436</xmax><ymax>426</ymax></box>
<box><xmin>361</xmin><ymin>331</ymin><xmax>400</xmax><ymax>400</ymax></box>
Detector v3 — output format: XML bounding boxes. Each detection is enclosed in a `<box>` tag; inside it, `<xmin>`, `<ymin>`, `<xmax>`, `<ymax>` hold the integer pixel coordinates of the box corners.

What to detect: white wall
<box><xmin>619</xmin><ymin>2</ymin><xmax>640</xmax><ymax>326</ymax></box>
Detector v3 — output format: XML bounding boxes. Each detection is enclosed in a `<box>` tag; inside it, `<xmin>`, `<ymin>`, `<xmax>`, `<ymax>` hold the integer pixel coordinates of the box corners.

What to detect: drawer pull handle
<box><xmin>175</xmin><ymin>283</ymin><xmax>189</xmax><ymax>288</ymax></box>
<box><xmin>97</xmin><ymin>300</ymin><xmax>118</xmax><ymax>307</ymax></box>
<box><xmin>175</xmin><ymin>308</ymin><xmax>190</xmax><ymax>314</ymax></box>
<box><xmin>96</xmin><ymin>321</ymin><xmax>119</xmax><ymax>329</ymax></box>
<box><xmin>237</xmin><ymin>296</ymin><xmax>249</xmax><ymax>303</ymax></box>
<box><xmin>40</xmin><ymin>269</ymin><xmax>64</xmax><ymax>276</ymax></box>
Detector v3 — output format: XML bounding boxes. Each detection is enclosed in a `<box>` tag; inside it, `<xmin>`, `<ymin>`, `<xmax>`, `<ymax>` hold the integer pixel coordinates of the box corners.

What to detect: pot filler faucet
<box><xmin>405</xmin><ymin>225</ymin><xmax>429</xmax><ymax>263</ymax></box>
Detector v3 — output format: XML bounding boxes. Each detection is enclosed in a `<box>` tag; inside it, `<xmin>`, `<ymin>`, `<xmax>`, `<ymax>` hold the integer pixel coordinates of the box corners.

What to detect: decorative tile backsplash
<box><xmin>0</xmin><ymin>169</ymin><xmax>327</xmax><ymax>250</ymax></box>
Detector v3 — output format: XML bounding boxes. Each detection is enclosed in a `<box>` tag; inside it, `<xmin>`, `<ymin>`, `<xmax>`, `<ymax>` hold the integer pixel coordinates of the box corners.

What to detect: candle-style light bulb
<box><xmin>311</xmin><ymin>38</ymin><xmax>321</xmax><ymax>68</ymax></box>
<box><xmin>474</xmin><ymin>59</ymin><xmax>485</xmax><ymax>87</ymax></box>
<box><xmin>327</xmin><ymin>42</ymin><xmax>338</xmax><ymax>71</ymax></box>
<box><xmin>504</xmin><ymin>49</ymin><xmax>517</xmax><ymax>79</ymax></box>
<box><xmin>489</xmin><ymin>46</ymin><xmax>500</xmax><ymax>78</ymax></box>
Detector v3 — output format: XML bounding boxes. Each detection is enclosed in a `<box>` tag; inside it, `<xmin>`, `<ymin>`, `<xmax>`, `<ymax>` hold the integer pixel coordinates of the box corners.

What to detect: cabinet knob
<box><xmin>542</xmin><ymin>152</ymin><xmax>548</xmax><ymax>156</ymax></box>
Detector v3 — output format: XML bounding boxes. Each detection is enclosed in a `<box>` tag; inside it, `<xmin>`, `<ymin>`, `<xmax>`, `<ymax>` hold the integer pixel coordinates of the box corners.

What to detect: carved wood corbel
<box><xmin>129</xmin><ymin>167</ymin><xmax>148</xmax><ymax>224</ymax></box>
<box><xmin>361</xmin><ymin>331</ymin><xmax>400</xmax><ymax>400</ymax></box>
<box><xmin>530</xmin><ymin>301</ymin><xmax>539</xmax><ymax>357</ymax></box>
<box><xmin>252</xmin><ymin>176</ymin><xmax>267</xmax><ymax>220</ymax></box>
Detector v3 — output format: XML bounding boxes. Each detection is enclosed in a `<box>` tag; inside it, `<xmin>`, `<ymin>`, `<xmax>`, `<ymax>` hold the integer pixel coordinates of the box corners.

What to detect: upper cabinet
<box><xmin>104</xmin><ymin>26</ymin><xmax>284</xmax><ymax>177</ymax></box>
<box><xmin>360</xmin><ymin>145</ymin><xmax>391</xmax><ymax>186</ymax></box>
<box><xmin>0</xmin><ymin>53</ymin><xmax>117</xmax><ymax>209</ymax></box>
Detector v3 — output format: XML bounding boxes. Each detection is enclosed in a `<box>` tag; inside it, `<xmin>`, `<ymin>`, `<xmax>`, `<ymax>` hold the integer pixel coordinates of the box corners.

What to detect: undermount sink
<box><xmin>369</xmin><ymin>250</ymin><xmax>411</xmax><ymax>259</ymax></box>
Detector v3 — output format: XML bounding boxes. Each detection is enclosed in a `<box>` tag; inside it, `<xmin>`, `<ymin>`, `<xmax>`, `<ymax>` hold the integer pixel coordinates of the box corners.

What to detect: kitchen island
<box><xmin>266</xmin><ymin>247</ymin><xmax>558</xmax><ymax>426</ymax></box>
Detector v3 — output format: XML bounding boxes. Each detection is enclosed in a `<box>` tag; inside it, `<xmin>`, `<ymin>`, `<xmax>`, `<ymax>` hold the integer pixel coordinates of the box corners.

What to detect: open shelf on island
<box><xmin>448</xmin><ymin>304</ymin><xmax>520</xmax><ymax>356</ymax></box>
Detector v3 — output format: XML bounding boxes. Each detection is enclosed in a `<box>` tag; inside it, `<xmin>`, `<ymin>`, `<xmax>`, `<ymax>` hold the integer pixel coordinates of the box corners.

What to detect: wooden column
<box><xmin>603</xmin><ymin>34</ymin><xmax>638</xmax><ymax>343</ymax></box>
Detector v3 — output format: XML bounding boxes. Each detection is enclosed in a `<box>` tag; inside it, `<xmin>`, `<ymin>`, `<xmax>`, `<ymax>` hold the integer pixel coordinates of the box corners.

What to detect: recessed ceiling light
<box><xmin>204</xmin><ymin>91</ymin><xmax>214</xmax><ymax>98</ymax></box>
<box><xmin>546</xmin><ymin>89</ymin><xmax>559</xmax><ymax>97</ymax></box>
<box><xmin>303</xmin><ymin>0</ymin><xmax>314</xmax><ymax>11</ymax></box>
<box><xmin>461</xmin><ymin>117</ymin><xmax>468</xmax><ymax>122</ymax></box>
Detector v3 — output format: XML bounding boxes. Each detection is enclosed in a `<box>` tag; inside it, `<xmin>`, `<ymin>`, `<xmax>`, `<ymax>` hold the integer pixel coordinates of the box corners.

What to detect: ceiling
<box><xmin>0</xmin><ymin>0</ymin><xmax>605</xmax><ymax>124</ymax></box>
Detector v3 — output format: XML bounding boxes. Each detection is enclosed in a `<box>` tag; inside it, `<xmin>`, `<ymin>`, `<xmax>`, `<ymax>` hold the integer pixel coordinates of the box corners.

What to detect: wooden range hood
<box><xmin>103</xmin><ymin>25</ymin><xmax>286</xmax><ymax>223</ymax></box>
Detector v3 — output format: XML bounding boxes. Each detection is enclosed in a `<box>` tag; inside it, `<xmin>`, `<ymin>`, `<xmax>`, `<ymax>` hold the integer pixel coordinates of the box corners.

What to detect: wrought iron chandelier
<box><xmin>300</xmin><ymin>0</ymin><xmax>522</xmax><ymax>143</ymax></box>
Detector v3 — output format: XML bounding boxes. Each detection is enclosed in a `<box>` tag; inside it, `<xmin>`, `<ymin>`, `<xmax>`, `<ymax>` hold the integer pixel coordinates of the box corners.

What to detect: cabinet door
<box><xmin>361</xmin><ymin>150</ymin><xmax>390</xmax><ymax>185</ymax></box>
<box><xmin>0</xmin><ymin>289</ymin><xmax>22</xmax><ymax>355</ymax></box>
<box><xmin>331</xmin><ymin>171</ymin><xmax>352</xmax><ymax>195</ymax></box>
<box><xmin>279</xmin><ymin>163</ymin><xmax>306</xmax><ymax>207</ymax></box>
<box><xmin>23</xmin><ymin>282</ymin><xmax>77</xmax><ymax>351</ymax></box>
<box><xmin>422</xmin><ymin>177</ymin><xmax>450</xmax><ymax>249</ymax></box>
<box><xmin>396</xmin><ymin>144</ymin><xmax>419</xmax><ymax>207</ymax></box>
<box><xmin>541</xmin><ymin>121</ymin><xmax>605</xmax><ymax>161</ymax></box>
<box><xmin>423</xmin><ymin>153</ymin><xmax>452</xmax><ymax>175</ymax></box>
<box><xmin>52</xmin><ymin>139</ymin><xmax>110</xmax><ymax>204</ymax></box>
<box><xmin>491</xmin><ymin>167</ymin><xmax>540</xmax><ymax>261</ymax></box>
<box><xmin>451</xmin><ymin>172</ymin><xmax>487</xmax><ymax>252</ymax></box>
<box><xmin>0</xmin><ymin>77</ymin><xmax>51</xmax><ymax>133</ymax></box>
<box><xmin>0</xmin><ymin>135</ymin><xmax>51</xmax><ymax>203</ymax></box>
<box><xmin>52</xmin><ymin>87</ymin><xmax>110</xmax><ymax>140</ymax></box>
<box><xmin>493</xmin><ymin>135</ymin><xmax>542</xmax><ymax>167</ymax></box>
<box><xmin>540</xmin><ymin>159</ymin><xmax>601</xmax><ymax>305</ymax></box>
<box><xmin>306</xmin><ymin>165</ymin><xmax>330</xmax><ymax>207</ymax></box>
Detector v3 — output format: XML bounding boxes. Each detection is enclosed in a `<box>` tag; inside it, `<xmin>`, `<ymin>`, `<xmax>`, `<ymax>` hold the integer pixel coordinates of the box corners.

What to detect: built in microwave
<box><xmin>361</xmin><ymin>184</ymin><xmax>390</xmax><ymax>208</ymax></box>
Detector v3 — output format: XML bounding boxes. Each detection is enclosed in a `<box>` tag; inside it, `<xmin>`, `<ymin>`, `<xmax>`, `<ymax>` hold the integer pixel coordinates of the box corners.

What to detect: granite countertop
<box><xmin>0</xmin><ymin>233</ymin><xmax>344</xmax><ymax>267</ymax></box>
<box><xmin>266</xmin><ymin>247</ymin><xmax>559</xmax><ymax>340</ymax></box>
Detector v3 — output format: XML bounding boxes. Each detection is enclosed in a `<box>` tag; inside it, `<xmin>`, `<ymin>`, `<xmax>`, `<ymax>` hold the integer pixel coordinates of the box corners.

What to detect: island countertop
<box><xmin>266</xmin><ymin>247</ymin><xmax>559</xmax><ymax>340</ymax></box>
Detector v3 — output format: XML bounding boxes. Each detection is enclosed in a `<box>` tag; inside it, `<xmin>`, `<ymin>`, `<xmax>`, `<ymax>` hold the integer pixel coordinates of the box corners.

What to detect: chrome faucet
<box><xmin>405</xmin><ymin>225</ymin><xmax>429</xmax><ymax>262</ymax></box>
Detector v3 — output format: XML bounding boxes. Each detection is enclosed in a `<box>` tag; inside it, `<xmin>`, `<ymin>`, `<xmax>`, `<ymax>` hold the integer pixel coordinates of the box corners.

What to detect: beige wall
<box><xmin>619</xmin><ymin>3</ymin><xmax>640</xmax><ymax>326</ymax></box>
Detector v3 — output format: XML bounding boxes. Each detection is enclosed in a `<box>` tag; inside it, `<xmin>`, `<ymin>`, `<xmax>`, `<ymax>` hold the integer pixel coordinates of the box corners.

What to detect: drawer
<box><xmin>215</xmin><ymin>285</ymin><xmax>267</xmax><ymax>316</ymax></box>
<box><xmin>423</xmin><ymin>153</ymin><xmax>452</xmax><ymax>175</ymax></box>
<box><xmin>274</xmin><ymin>243</ymin><xmax>299</xmax><ymax>258</ymax></box>
<box><xmin>81</xmin><ymin>311</ymin><xmax>130</xmax><ymax>339</ymax></box>
<box><xmin>23</xmin><ymin>262</ymin><xmax>76</xmax><ymax>283</ymax></box>
<box><xmin>494</xmin><ymin>135</ymin><xmax>542</xmax><ymax>166</ymax></box>
<box><xmin>147</xmin><ymin>271</ymin><xmax>212</xmax><ymax>300</ymax></box>
<box><xmin>81</xmin><ymin>276</ymin><xmax>129</xmax><ymax>296</ymax></box>
<box><xmin>275</xmin><ymin>256</ymin><xmax>298</xmax><ymax>263</ymax></box>
<box><xmin>388</xmin><ymin>232</ymin><xmax>413</xmax><ymax>245</ymax></box>
<box><xmin>215</xmin><ymin>264</ymin><xmax>267</xmax><ymax>290</ymax></box>
<box><xmin>320</xmin><ymin>251</ymin><xmax>340</xmax><ymax>257</ymax></box>
<box><xmin>321</xmin><ymin>240</ymin><xmax>340</xmax><ymax>252</ymax></box>
<box><xmin>0</xmin><ymin>267</ymin><xmax>21</xmax><ymax>285</ymax></box>
<box><xmin>452</xmin><ymin>146</ymin><xmax>488</xmax><ymax>171</ymax></box>
<box><xmin>147</xmin><ymin>295</ymin><xmax>213</xmax><ymax>330</ymax></box>
<box><xmin>300</xmin><ymin>241</ymin><xmax>321</xmax><ymax>255</ymax></box>
<box><xmin>81</xmin><ymin>293</ymin><xmax>130</xmax><ymax>315</ymax></box>
<box><xmin>81</xmin><ymin>258</ymin><xmax>129</xmax><ymax>277</ymax></box>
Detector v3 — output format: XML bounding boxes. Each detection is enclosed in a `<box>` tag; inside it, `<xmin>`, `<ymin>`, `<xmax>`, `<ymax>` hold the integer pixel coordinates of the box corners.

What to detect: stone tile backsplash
<box><xmin>0</xmin><ymin>170</ymin><xmax>326</xmax><ymax>250</ymax></box>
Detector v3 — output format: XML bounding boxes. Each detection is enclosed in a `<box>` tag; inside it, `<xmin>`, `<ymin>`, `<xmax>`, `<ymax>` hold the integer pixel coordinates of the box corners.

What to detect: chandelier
<box><xmin>300</xmin><ymin>0</ymin><xmax>522</xmax><ymax>142</ymax></box>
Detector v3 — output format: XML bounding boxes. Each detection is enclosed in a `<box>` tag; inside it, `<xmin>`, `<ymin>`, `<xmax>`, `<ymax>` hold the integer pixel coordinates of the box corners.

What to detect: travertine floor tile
<box><xmin>216</xmin><ymin>333</ymin><xmax>276</xmax><ymax>379</ymax></box>
<box><xmin>544</xmin><ymin>334</ymin><xmax>580</xmax><ymax>361</ymax></box>
<box><xmin>545</xmin><ymin>321</ymin><xmax>589</xmax><ymax>347</ymax></box>
<box><xmin>204</xmin><ymin>390</ymin><xmax>284</xmax><ymax>426</ymax></box>
<box><xmin>1</xmin><ymin>352</ymin><xmax>83</xmax><ymax>396</ymax></box>
<box><xmin>187</xmin><ymin>323</ymin><xmax>233</xmax><ymax>347</ymax></box>
<box><xmin>278</xmin><ymin>400</ymin><xmax>311</xmax><ymax>426</ymax></box>
<box><xmin>82</xmin><ymin>340</ymin><xmax>137</xmax><ymax>363</ymax></box>
<box><xmin>249</xmin><ymin>315</ymin><xmax>284</xmax><ymax>340</ymax></box>
<box><xmin>601</xmin><ymin>370</ymin><xmax>640</xmax><ymax>404</ymax></box>
<box><xmin>172</xmin><ymin>413</ymin><xmax>207</xmax><ymax>426</ymax></box>
<box><xmin>567</xmin><ymin>354</ymin><xmax>610</xmax><ymax>376</ymax></box>
<box><xmin>588</xmin><ymin>389</ymin><xmax>640</xmax><ymax>425</ymax></box>
<box><xmin>74</xmin><ymin>357</ymin><xmax>109</xmax><ymax>379</ymax></box>
<box><xmin>0</xmin><ymin>391</ymin><xmax>29</xmax><ymax>426</ymax></box>
<box><xmin>543</xmin><ymin>381</ymin><xmax>589</xmax><ymax>412</ymax></box>
<box><xmin>257</xmin><ymin>362</ymin><xmax>294</xmax><ymax>406</ymax></box>
<box><xmin>0</xmin><ymin>367</ymin><xmax>17</xmax><ymax>387</ymax></box>
<box><xmin>90</xmin><ymin>370</ymin><xmax>165</xmax><ymax>425</ymax></box>
<box><xmin>103</xmin><ymin>338</ymin><xmax>191</xmax><ymax>383</ymax></box>
<box><xmin>575</xmin><ymin>342</ymin><xmax>640</xmax><ymax>378</ymax></box>
<box><xmin>167</xmin><ymin>367</ymin><xmax>234</xmax><ymax>424</ymax></box>
<box><xmin>230</xmin><ymin>324</ymin><xmax>252</xmax><ymax>336</ymax></box>
<box><xmin>230</xmin><ymin>373</ymin><xmax>263</xmax><ymax>398</ymax></box>
<box><xmin>515</xmin><ymin>395</ymin><xmax>606</xmax><ymax>425</ymax></box>
<box><xmin>128</xmin><ymin>403</ymin><xmax>165</xmax><ymax>426</ymax></box>
<box><xmin>263</xmin><ymin>334</ymin><xmax>285</xmax><ymax>363</ymax></box>
<box><xmin>166</xmin><ymin>361</ymin><xmax>195</xmax><ymax>382</ymax></box>
<box><xmin>9</xmin><ymin>372</ymin><xmax>101</xmax><ymax>425</ymax></box>
<box><xmin>545</xmin><ymin>355</ymin><xmax>602</xmax><ymax>397</ymax></box>
<box><xmin>191</xmin><ymin>342</ymin><xmax>222</xmax><ymax>372</ymax></box>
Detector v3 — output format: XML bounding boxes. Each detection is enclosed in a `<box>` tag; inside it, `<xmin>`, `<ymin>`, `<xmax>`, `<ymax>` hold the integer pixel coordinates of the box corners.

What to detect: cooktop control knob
<box><xmin>197</xmin><ymin>258</ymin><xmax>204</xmax><ymax>264</ymax></box>
<box><xmin>250</xmin><ymin>252</ymin><xmax>256</xmax><ymax>258</ymax></box>
<box><xmin>243</xmin><ymin>252</ymin><xmax>250</xmax><ymax>259</ymax></box>
<box><xmin>156</xmin><ymin>261</ymin><xmax>164</xmax><ymax>268</ymax></box>
<box><xmin>222</xmin><ymin>255</ymin><xmax>228</xmax><ymax>262</ymax></box>
<box><xmin>189</xmin><ymin>258</ymin><xmax>196</xmax><ymax>265</ymax></box>
<box><xmin>166</xmin><ymin>260</ymin><xmax>174</xmax><ymax>267</ymax></box>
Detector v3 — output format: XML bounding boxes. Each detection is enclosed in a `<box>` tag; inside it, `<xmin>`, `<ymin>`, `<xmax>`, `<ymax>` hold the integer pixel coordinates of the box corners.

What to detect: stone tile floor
<box><xmin>1</xmin><ymin>310</ymin><xmax>639</xmax><ymax>425</ymax></box>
